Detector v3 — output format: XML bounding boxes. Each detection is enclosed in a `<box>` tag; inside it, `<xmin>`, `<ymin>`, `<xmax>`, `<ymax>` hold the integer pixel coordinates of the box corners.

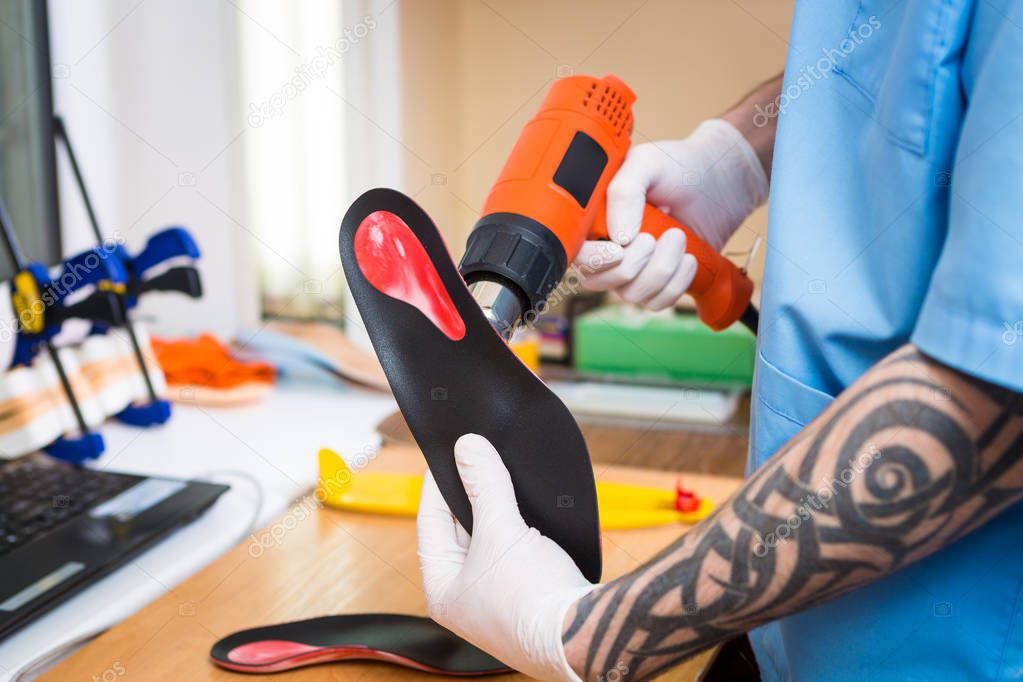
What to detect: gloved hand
<box><xmin>417</xmin><ymin>433</ymin><xmax>596</xmax><ymax>681</ymax></box>
<box><xmin>576</xmin><ymin>119</ymin><xmax>769</xmax><ymax>310</ymax></box>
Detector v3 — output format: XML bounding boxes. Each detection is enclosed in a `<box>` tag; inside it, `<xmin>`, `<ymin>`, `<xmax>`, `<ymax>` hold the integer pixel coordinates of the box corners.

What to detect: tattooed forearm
<box><xmin>562</xmin><ymin>345</ymin><xmax>1023</xmax><ymax>681</ymax></box>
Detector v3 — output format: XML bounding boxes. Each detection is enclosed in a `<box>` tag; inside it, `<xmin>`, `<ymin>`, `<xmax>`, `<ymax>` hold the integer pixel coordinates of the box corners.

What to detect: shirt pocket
<box><xmin>832</xmin><ymin>0</ymin><xmax>967</xmax><ymax>155</ymax></box>
<box><xmin>751</xmin><ymin>354</ymin><xmax>836</xmax><ymax>471</ymax></box>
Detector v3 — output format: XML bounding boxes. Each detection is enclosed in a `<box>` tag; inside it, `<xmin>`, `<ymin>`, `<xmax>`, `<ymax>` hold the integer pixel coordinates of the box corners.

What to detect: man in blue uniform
<box><xmin>416</xmin><ymin>2</ymin><xmax>1023</xmax><ymax>679</ymax></box>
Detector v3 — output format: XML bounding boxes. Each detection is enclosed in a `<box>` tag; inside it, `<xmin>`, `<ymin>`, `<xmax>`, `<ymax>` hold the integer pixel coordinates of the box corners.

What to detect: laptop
<box><xmin>0</xmin><ymin>452</ymin><xmax>227</xmax><ymax>640</ymax></box>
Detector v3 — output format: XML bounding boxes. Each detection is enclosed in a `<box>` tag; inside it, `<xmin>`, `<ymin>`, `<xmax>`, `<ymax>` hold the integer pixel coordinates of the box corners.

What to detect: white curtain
<box><xmin>50</xmin><ymin>0</ymin><xmax>403</xmax><ymax>341</ymax></box>
<box><xmin>237</xmin><ymin>0</ymin><xmax>402</xmax><ymax>333</ymax></box>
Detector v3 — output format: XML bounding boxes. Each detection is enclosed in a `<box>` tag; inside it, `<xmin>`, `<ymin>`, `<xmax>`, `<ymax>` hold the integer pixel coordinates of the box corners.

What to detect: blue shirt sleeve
<box><xmin>911</xmin><ymin>0</ymin><xmax>1023</xmax><ymax>392</ymax></box>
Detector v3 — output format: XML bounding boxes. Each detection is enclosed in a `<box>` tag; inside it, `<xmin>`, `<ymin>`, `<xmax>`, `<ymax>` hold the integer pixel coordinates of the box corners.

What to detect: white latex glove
<box><xmin>417</xmin><ymin>433</ymin><xmax>596</xmax><ymax>681</ymax></box>
<box><xmin>576</xmin><ymin>119</ymin><xmax>768</xmax><ymax>310</ymax></box>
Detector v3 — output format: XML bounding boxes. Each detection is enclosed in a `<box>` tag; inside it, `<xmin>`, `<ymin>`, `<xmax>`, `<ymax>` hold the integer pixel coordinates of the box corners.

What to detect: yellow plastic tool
<box><xmin>595</xmin><ymin>480</ymin><xmax>713</xmax><ymax>529</ymax></box>
<box><xmin>317</xmin><ymin>449</ymin><xmax>713</xmax><ymax>530</ymax></box>
<box><xmin>12</xmin><ymin>271</ymin><xmax>44</xmax><ymax>334</ymax></box>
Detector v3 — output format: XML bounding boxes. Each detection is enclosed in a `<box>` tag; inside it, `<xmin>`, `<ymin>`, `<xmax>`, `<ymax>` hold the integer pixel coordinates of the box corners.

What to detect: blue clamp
<box><xmin>12</xmin><ymin>247</ymin><xmax>128</xmax><ymax>366</ymax></box>
<box><xmin>50</xmin><ymin>116</ymin><xmax>204</xmax><ymax>429</ymax></box>
<box><xmin>1</xmin><ymin>196</ymin><xmax>112</xmax><ymax>463</ymax></box>
<box><xmin>6</xmin><ymin>247</ymin><xmax>127</xmax><ymax>464</ymax></box>
<box><xmin>45</xmin><ymin>432</ymin><xmax>106</xmax><ymax>465</ymax></box>
<box><xmin>96</xmin><ymin>227</ymin><xmax>202</xmax><ymax>427</ymax></box>
<box><xmin>51</xmin><ymin>118</ymin><xmax>204</xmax><ymax>430</ymax></box>
<box><xmin>120</xmin><ymin>227</ymin><xmax>202</xmax><ymax>310</ymax></box>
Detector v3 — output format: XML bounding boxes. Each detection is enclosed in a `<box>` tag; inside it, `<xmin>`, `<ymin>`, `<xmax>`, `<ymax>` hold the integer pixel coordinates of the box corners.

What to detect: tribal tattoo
<box><xmin>562</xmin><ymin>345</ymin><xmax>1023</xmax><ymax>681</ymax></box>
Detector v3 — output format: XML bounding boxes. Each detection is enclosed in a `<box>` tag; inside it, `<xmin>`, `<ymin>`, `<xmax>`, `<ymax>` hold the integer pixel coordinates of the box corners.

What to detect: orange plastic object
<box><xmin>592</xmin><ymin>204</ymin><xmax>754</xmax><ymax>331</ymax></box>
<box><xmin>481</xmin><ymin>75</ymin><xmax>635</xmax><ymax>263</ymax></box>
<box><xmin>151</xmin><ymin>334</ymin><xmax>276</xmax><ymax>388</ymax></box>
<box><xmin>481</xmin><ymin>75</ymin><xmax>752</xmax><ymax>330</ymax></box>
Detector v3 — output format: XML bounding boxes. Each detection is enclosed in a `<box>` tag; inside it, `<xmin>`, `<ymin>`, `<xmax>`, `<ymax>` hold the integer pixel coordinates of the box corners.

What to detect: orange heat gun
<box><xmin>459</xmin><ymin>74</ymin><xmax>757</xmax><ymax>339</ymax></box>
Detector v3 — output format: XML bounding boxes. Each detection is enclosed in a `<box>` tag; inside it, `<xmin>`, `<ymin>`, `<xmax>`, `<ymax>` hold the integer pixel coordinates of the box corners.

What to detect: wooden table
<box><xmin>44</xmin><ymin>446</ymin><xmax>742</xmax><ymax>681</ymax></box>
<box><xmin>376</xmin><ymin>398</ymin><xmax>751</xmax><ymax>479</ymax></box>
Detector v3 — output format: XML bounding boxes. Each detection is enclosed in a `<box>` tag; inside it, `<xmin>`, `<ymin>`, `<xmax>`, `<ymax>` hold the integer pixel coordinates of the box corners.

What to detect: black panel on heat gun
<box><xmin>552</xmin><ymin>131</ymin><xmax>608</xmax><ymax>208</ymax></box>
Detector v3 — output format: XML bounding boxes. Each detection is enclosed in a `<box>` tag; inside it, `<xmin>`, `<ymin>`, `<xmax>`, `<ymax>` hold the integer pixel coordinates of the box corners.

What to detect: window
<box><xmin>0</xmin><ymin>0</ymin><xmax>61</xmax><ymax>276</ymax></box>
<box><xmin>237</xmin><ymin>2</ymin><xmax>349</xmax><ymax>321</ymax></box>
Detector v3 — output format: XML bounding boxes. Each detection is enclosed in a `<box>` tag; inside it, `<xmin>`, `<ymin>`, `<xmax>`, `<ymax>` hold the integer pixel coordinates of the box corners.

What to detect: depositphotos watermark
<box><xmin>1003</xmin><ymin>321</ymin><xmax>1023</xmax><ymax>345</ymax></box>
<box><xmin>491</xmin><ymin>243</ymin><xmax>622</xmax><ymax>338</ymax></box>
<box><xmin>753</xmin><ymin>15</ymin><xmax>881</xmax><ymax>127</ymax></box>
<box><xmin>247</xmin><ymin>15</ymin><xmax>378</xmax><ymax>128</ymax></box>
<box><xmin>599</xmin><ymin>662</ymin><xmax>630</xmax><ymax>682</ymax></box>
<box><xmin>90</xmin><ymin>661</ymin><xmax>126</xmax><ymax>682</ymax></box>
<box><xmin>752</xmin><ymin>444</ymin><xmax>882</xmax><ymax>557</ymax></box>
<box><xmin>0</xmin><ymin>234</ymin><xmax>126</xmax><ymax>344</ymax></box>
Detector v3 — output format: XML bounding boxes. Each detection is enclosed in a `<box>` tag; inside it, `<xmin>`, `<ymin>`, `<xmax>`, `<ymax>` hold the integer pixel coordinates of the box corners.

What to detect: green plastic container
<box><xmin>572</xmin><ymin>306</ymin><xmax>755</xmax><ymax>387</ymax></box>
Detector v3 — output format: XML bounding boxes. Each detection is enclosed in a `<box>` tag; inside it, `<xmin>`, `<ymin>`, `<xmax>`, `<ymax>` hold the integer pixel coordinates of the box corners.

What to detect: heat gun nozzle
<box><xmin>467</xmin><ymin>279</ymin><xmax>525</xmax><ymax>341</ymax></box>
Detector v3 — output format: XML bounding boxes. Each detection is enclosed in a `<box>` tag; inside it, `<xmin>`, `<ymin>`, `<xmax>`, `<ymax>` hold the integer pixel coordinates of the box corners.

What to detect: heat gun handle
<box><xmin>591</xmin><ymin>202</ymin><xmax>754</xmax><ymax>331</ymax></box>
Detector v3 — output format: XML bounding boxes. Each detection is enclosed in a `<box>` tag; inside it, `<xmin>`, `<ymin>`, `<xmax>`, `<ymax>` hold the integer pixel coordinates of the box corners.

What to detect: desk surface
<box><xmin>44</xmin><ymin>445</ymin><xmax>743</xmax><ymax>681</ymax></box>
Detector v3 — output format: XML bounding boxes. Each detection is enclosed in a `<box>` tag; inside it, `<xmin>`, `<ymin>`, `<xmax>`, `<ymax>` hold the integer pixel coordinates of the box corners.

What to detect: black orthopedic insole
<box><xmin>339</xmin><ymin>188</ymin><xmax>601</xmax><ymax>582</ymax></box>
<box><xmin>210</xmin><ymin>613</ymin><xmax>511</xmax><ymax>675</ymax></box>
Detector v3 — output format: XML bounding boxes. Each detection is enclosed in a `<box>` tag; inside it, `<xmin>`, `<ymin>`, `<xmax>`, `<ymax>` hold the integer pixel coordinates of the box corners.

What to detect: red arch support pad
<box><xmin>354</xmin><ymin>211</ymin><xmax>466</xmax><ymax>341</ymax></box>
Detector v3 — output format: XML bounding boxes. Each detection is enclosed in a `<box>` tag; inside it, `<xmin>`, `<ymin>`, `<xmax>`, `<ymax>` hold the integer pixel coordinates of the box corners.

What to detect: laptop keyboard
<box><xmin>0</xmin><ymin>456</ymin><xmax>142</xmax><ymax>556</ymax></box>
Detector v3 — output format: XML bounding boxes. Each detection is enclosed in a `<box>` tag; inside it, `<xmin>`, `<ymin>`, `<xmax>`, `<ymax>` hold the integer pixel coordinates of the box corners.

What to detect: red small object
<box><xmin>675</xmin><ymin>479</ymin><xmax>700</xmax><ymax>513</ymax></box>
<box><xmin>354</xmin><ymin>211</ymin><xmax>467</xmax><ymax>341</ymax></box>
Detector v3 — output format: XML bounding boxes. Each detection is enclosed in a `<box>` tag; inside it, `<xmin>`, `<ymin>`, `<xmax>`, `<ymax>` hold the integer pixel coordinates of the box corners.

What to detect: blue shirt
<box><xmin>750</xmin><ymin>0</ymin><xmax>1023</xmax><ymax>679</ymax></box>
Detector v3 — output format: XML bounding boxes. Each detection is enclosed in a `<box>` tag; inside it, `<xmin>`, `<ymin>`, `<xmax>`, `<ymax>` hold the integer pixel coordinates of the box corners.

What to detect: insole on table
<box><xmin>210</xmin><ymin>613</ymin><xmax>511</xmax><ymax>675</ymax></box>
<box><xmin>339</xmin><ymin>188</ymin><xmax>601</xmax><ymax>582</ymax></box>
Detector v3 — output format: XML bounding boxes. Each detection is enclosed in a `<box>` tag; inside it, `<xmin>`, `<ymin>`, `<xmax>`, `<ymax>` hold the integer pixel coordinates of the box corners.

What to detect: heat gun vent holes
<box><xmin>585</xmin><ymin>82</ymin><xmax>627</xmax><ymax>133</ymax></box>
